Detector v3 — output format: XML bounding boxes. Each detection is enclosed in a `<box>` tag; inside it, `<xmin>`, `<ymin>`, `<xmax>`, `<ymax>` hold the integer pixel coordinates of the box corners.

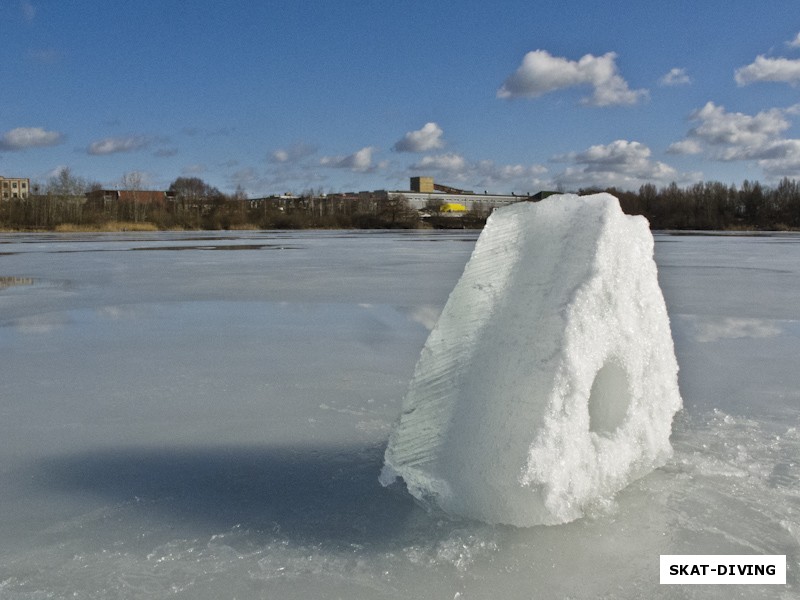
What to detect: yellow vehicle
<box><xmin>440</xmin><ymin>202</ymin><xmax>467</xmax><ymax>213</ymax></box>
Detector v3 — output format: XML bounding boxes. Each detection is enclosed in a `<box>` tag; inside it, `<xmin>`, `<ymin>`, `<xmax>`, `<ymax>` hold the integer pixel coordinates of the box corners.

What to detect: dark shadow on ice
<box><xmin>31</xmin><ymin>443</ymin><xmax>422</xmax><ymax>547</ymax></box>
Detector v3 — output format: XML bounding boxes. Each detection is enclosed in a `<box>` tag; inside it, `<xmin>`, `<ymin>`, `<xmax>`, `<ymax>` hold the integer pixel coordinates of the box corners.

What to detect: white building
<box><xmin>379</xmin><ymin>177</ymin><xmax>535</xmax><ymax>212</ymax></box>
<box><xmin>0</xmin><ymin>176</ymin><xmax>30</xmax><ymax>199</ymax></box>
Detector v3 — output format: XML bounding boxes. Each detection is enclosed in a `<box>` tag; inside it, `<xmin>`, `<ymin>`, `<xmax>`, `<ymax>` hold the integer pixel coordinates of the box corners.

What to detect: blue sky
<box><xmin>2</xmin><ymin>1</ymin><xmax>800</xmax><ymax>196</ymax></box>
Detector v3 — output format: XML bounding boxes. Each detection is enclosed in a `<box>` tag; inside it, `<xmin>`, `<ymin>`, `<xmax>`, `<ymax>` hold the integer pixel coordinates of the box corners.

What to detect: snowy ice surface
<box><xmin>381</xmin><ymin>195</ymin><xmax>682</xmax><ymax>525</ymax></box>
<box><xmin>0</xmin><ymin>229</ymin><xmax>798</xmax><ymax>599</ymax></box>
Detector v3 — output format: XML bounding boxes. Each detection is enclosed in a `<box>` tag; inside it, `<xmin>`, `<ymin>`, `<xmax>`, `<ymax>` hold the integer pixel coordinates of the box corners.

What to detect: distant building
<box><xmin>86</xmin><ymin>189</ymin><xmax>175</xmax><ymax>207</ymax></box>
<box><xmin>376</xmin><ymin>177</ymin><xmax>533</xmax><ymax>212</ymax></box>
<box><xmin>250</xmin><ymin>179</ymin><xmax>559</xmax><ymax>215</ymax></box>
<box><xmin>0</xmin><ymin>176</ymin><xmax>30</xmax><ymax>199</ymax></box>
<box><xmin>529</xmin><ymin>190</ymin><xmax>559</xmax><ymax>201</ymax></box>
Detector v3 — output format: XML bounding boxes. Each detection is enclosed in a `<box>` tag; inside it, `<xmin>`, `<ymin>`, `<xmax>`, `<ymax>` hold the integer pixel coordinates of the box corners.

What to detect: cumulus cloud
<box><xmin>735</xmin><ymin>55</ymin><xmax>800</xmax><ymax>86</ymax></box>
<box><xmin>473</xmin><ymin>160</ymin><xmax>548</xmax><ymax>190</ymax></box>
<box><xmin>688</xmin><ymin>102</ymin><xmax>792</xmax><ymax>147</ymax></box>
<box><xmin>410</xmin><ymin>152</ymin><xmax>467</xmax><ymax>173</ymax></box>
<box><xmin>670</xmin><ymin>102</ymin><xmax>800</xmax><ymax>178</ymax></box>
<box><xmin>789</xmin><ymin>32</ymin><xmax>800</xmax><ymax>49</ymax></box>
<box><xmin>497</xmin><ymin>50</ymin><xmax>647</xmax><ymax>106</ymax></box>
<box><xmin>393</xmin><ymin>122</ymin><xmax>445</xmax><ymax>152</ymax></box>
<box><xmin>0</xmin><ymin>126</ymin><xmax>64</xmax><ymax>151</ymax></box>
<box><xmin>552</xmin><ymin>140</ymin><xmax>679</xmax><ymax>189</ymax></box>
<box><xmin>717</xmin><ymin>138</ymin><xmax>800</xmax><ymax>162</ymax></box>
<box><xmin>87</xmin><ymin>135</ymin><xmax>152</xmax><ymax>155</ymax></box>
<box><xmin>659</xmin><ymin>67</ymin><xmax>691</xmax><ymax>86</ymax></box>
<box><xmin>320</xmin><ymin>146</ymin><xmax>379</xmax><ymax>172</ymax></box>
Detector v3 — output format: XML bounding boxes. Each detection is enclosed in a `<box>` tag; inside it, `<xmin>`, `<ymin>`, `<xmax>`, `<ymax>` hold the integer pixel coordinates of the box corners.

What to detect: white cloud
<box><xmin>0</xmin><ymin>126</ymin><xmax>64</xmax><ymax>151</ymax></box>
<box><xmin>569</xmin><ymin>139</ymin><xmax>653</xmax><ymax>166</ymax></box>
<box><xmin>718</xmin><ymin>139</ymin><xmax>800</xmax><ymax>162</ymax></box>
<box><xmin>552</xmin><ymin>139</ymin><xmax>679</xmax><ymax>189</ymax></box>
<box><xmin>474</xmin><ymin>160</ymin><xmax>548</xmax><ymax>191</ymax></box>
<box><xmin>688</xmin><ymin>102</ymin><xmax>792</xmax><ymax>147</ymax></box>
<box><xmin>269</xmin><ymin>142</ymin><xmax>317</xmax><ymax>164</ymax></box>
<box><xmin>670</xmin><ymin>102</ymin><xmax>800</xmax><ymax>178</ymax></box>
<box><xmin>787</xmin><ymin>33</ymin><xmax>800</xmax><ymax>49</ymax></box>
<box><xmin>410</xmin><ymin>152</ymin><xmax>467</xmax><ymax>173</ymax></box>
<box><xmin>759</xmin><ymin>155</ymin><xmax>800</xmax><ymax>178</ymax></box>
<box><xmin>87</xmin><ymin>135</ymin><xmax>151</xmax><ymax>155</ymax></box>
<box><xmin>393</xmin><ymin>122</ymin><xmax>445</xmax><ymax>152</ymax></box>
<box><xmin>497</xmin><ymin>50</ymin><xmax>647</xmax><ymax>106</ymax></box>
<box><xmin>320</xmin><ymin>146</ymin><xmax>379</xmax><ymax>172</ymax></box>
<box><xmin>735</xmin><ymin>55</ymin><xmax>800</xmax><ymax>86</ymax></box>
<box><xmin>667</xmin><ymin>139</ymin><xmax>703</xmax><ymax>155</ymax></box>
<box><xmin>659</xmin><ymin>67</ymin><xmax>691</xmax><ymax>86</ymax></box>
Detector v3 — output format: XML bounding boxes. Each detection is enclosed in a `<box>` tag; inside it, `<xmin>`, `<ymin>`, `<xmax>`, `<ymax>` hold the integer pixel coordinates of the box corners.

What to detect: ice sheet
<box><xmin>0</xmin><ymin>229</ymin><xmax>798</xmax><ymax>599</ymax></box>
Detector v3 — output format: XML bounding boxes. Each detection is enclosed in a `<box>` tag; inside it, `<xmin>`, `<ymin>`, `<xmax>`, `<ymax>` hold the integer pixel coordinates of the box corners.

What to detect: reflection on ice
<box><xmin>397</xmin><ymin>304</ymin><xmax>442</xmax><ymax>331</ymax></box>
<box><xmin>0</xmin><ymin>276</ymin><xmax>34</xmax><ymax>289</ymax></box>
<box><xmin>688</xmin><ymin>315</ymin><xmax>784</xmax><ymax>343</ymax></box>
<box><xmin>10</xmin><ymin>312</ymin><xmax>71</xmax><ymax>334</ymax></box>
<box><xmin>127</xmin><ymin>243</ymin><xmax>304</xmax><ymax>252</ymax></box>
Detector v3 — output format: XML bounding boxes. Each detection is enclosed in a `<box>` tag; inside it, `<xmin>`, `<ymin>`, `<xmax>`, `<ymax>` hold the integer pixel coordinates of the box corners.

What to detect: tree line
<box><xmin>0</xmin><ymin>172</ymin><xmax>423</xmax><ymax>230</ymax></box>
<box><xmin>589</xmin><ymin>178</ymin><xmax>800</xmax><ymax>230</ymax></box>
<box><xmin>2</xmin><ymin>169</ymin><xmax>800</xmax><ymax>231</ymax></box>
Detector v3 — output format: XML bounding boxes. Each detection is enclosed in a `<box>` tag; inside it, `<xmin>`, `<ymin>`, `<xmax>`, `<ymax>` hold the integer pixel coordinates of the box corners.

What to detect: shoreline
<box><xmin>2</xmin><ymin>224</ymin><xmax>799</xmax><ymax>235</ymax></box>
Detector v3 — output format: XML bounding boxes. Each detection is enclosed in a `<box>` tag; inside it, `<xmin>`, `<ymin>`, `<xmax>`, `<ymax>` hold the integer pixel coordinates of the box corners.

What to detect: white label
<box><xmin>660</xmin><ymin>555</ymin><xmax>786</xmax><ymax>584</ymax></box>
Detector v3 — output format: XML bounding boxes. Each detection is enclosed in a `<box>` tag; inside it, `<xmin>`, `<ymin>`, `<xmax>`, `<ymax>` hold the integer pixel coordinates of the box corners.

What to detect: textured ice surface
<box><xmin>2</xmin><ymin>230</ymin><xmax>799</xmax><ymax>598</ymax></box>
<box><xmin>381</xmin><ymin>194</ymin><xmax>682</xmax><ymax>526</ymax></box>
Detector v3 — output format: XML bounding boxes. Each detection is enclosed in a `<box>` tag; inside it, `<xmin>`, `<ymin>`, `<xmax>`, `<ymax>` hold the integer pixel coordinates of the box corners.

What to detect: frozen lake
<box><xmin>0</xmin><ymin>229</ymin><xmax>798</xmax><ymax>599</ymax></box>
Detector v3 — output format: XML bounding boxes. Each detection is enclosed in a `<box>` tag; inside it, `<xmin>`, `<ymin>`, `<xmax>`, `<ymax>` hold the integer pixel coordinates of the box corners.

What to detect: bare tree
<box><xmin>46</xmin><ymin>167</ymin><xmax>89</xmax><ymax>198</ymax></box>
<box><xmin>120</xmin><ymin>171</ymin><xmax>145</xmax><ymax>222</ymax></box>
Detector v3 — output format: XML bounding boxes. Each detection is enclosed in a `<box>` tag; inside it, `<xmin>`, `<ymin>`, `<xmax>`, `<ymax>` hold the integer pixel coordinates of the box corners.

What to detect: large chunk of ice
<box><xmin>380</xmin><ymin>194</ymin><xmax>682</xmax><ymax>526</ymax></box>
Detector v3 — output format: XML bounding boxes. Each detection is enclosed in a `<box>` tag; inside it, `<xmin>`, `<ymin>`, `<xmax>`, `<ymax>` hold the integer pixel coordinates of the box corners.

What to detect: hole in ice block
<box><xmin>588</xmin><ymin>360</ymin><xmax>631</xmax><ymax>435</ymax></box>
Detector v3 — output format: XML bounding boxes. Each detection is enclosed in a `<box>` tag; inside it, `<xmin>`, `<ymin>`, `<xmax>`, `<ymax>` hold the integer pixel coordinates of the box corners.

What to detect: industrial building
<box><xmin>375</xmin><ymin>177</ymin><xmax>542</xmax><ymax>212</ymax></box>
